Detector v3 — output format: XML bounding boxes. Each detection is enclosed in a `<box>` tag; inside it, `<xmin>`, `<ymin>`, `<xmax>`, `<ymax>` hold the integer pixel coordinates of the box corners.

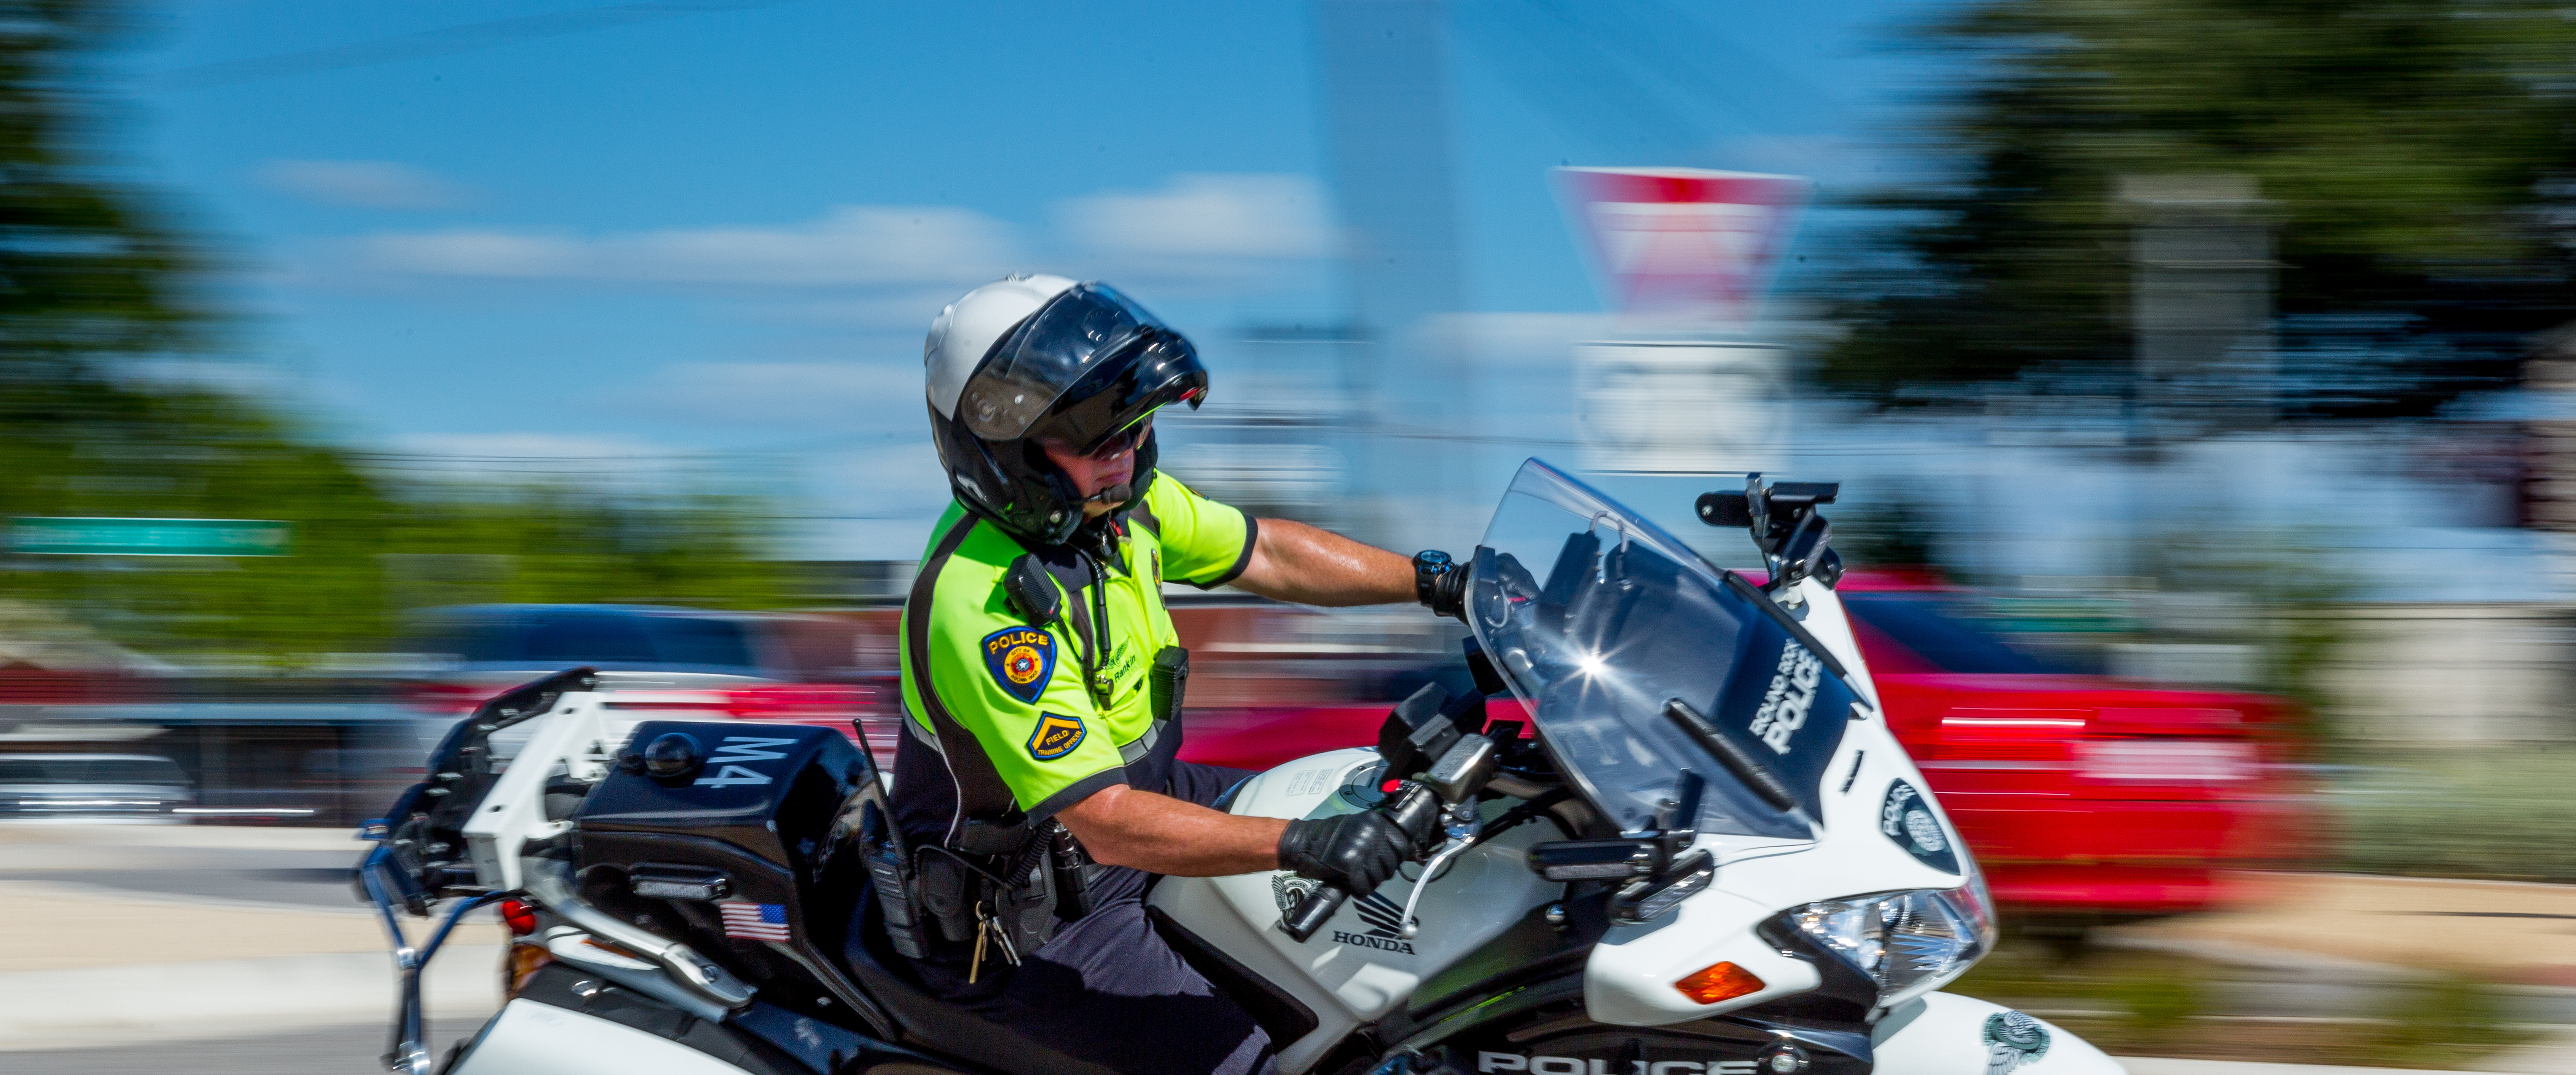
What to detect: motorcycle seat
<box><xmin>841</xmin><ymin>887</ymin><xmax>1124</xmax><ymax>1075</ymax></box>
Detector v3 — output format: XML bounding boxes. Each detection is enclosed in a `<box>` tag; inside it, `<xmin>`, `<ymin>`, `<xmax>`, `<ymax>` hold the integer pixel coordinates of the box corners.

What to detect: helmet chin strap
<box><xmin>1082</xmin><ymin>480</ymin><xmax>1136</xmax><ymax>506</ymax></box>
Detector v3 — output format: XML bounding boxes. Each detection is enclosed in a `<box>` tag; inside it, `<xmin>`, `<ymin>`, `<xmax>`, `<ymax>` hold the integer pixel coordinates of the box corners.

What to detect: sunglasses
<box><xmin>1042</xmin><ymin>420</ymin><xmax>1150</xmax><ymax>462</ymax></box>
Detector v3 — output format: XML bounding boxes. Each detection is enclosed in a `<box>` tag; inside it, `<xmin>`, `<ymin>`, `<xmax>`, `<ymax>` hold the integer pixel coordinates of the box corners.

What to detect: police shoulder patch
<box><xmin>980</xmin><ymin>626</ymin><xmax>1055</xmax><ymax>704</ymax></box>
<box><xmin>1027</xmin><ymin>712</ymin><xmax>1087</xmax><ymax>760</ymax></box>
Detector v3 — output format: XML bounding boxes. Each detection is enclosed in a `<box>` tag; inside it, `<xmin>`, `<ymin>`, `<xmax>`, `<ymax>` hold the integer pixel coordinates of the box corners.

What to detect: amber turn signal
<box><xmin>505</xmin><ymin>942</ymin><xmax>554</xmax><ymax>999</ymax></box>
<box><xmin>1673</xmin><ymin>961</ymin><xmax>1765</xmax><ymax>1005</ymax></box>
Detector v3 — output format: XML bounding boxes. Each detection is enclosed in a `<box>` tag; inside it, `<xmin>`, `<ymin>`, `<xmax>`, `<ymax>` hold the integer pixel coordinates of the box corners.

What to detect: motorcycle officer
<box><xmin>889</xmin><ymin>274</ymin><xmax>1467</xmax><ymax>1075</ymax></box>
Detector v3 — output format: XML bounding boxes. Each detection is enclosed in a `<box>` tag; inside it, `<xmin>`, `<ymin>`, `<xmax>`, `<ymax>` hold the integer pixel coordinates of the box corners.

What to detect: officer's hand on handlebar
<box><xmin>1278</xmin><ymin>810</ymin><xmax>1415</xmax><ymax>895</ymax></box>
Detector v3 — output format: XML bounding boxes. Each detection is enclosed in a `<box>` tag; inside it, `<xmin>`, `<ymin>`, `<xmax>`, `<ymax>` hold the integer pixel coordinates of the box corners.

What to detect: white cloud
<box><xmin>356</xmin><ymin>206</ymin><xmax>1020</xmax><ymax>289</ymax></box>
<box><xmin>618</xmin><ymin>361</ymin><xmax>919</xmax><ymax>427</ymax></box>
<box><xmin>338</xmin><ymin>173</ymin><xmax>1335</xmax><ymax>302</ymax></box>
<box><xmin>262</xmin><ymin>160</ymin><xmax>474</xmax><ymax>210</ymax></box>
<box><xmin>364</xmin><ymin>433</ymin><xmax>687</xmax><ymax>487</ymax></box>
<box><xmin>735</xmin><ymin>290</ymin><xmax>989</xmax><ymax>329</ymax></box>
<box><xmin>384</xmin><ymin>432</ymin><xmax>666</xmax><ymax>459</ymax></box>
<box><xmin>1057</xmin><ymin>173</ymin><xmax>1335</xmax><ymax>261</ymax></box>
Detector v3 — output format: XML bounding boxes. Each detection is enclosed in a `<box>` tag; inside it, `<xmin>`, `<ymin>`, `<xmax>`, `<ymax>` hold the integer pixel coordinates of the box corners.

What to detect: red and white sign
<box><xmin>1553</xmin><ymin>167</ymin><xmax>1809</xmax><ymax>327</ymax></box>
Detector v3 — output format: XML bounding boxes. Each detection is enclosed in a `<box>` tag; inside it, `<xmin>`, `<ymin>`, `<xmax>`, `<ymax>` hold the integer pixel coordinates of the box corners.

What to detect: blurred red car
<box><xmin>1176</xmin><ymin>574</ymin><xmax>2307</xmax><ymax>918</ymax></box>
<box><xmin>1834</xmin><ymin>573</ymin><xmax>2307</xmax><ymax>916</ymax></box>
<box><xmin>398</xmin><ymin>604</ymin><xmax>911</xmax><ymax>764</ymax></box>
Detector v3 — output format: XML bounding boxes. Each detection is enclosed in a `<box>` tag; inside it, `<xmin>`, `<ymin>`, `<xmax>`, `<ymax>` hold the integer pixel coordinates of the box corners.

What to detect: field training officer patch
<box><xmin>982</xmin><ymin>627</ymin><xmax>1056</xmax><ymax>704</ymax></box>
<box><xmin>1027</xmin><ymin>713</ymin><xmax>1086</xmax><ymax>760</ymax></box>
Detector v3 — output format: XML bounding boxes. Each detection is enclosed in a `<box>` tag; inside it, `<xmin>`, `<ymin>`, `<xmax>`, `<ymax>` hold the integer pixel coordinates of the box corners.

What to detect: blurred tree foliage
<box><xmin>0</xmin><ymin>2</ymin><xmax>795</xmax><ymax>662</ymax></box>
<box><xmin>2336</xmin><ymin>748</ymin><xmax>2576</xmax><ymax>883</ymax></box>
<box><xmin>1821</xmin><ymin>493</ymin><xmax>1940</xmax><ymax>570</ymax></box>
<box><xmin>1822</xmin><ymin>0</ymin><xmax>2576</xmax><ymax>412</ymax></box>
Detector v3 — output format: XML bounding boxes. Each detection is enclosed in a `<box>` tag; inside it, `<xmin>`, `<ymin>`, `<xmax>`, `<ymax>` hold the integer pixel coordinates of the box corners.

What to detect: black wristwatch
<box><xmin>1413</xmin><ymin>550</ymin><xmax>1468</xmax><ymax>622</ymax></box>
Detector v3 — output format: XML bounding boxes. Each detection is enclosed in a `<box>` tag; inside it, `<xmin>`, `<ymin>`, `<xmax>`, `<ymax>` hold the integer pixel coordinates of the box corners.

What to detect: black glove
<box><xmin>1278</xmin><ymin>810</ymin><xmax>1415</xmax><ymax>896</ymax></box>
<box><xmin>1413</xmin><ymin>550</ymin><xmax>1469</xmax><ymax>622</ymax></box>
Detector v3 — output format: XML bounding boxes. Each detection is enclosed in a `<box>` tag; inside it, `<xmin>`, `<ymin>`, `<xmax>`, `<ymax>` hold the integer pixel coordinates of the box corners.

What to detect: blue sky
<box><xmin>109</xmin><ymin>0</ymin><xmax>1938</xmax><ymax>556</ymax></box>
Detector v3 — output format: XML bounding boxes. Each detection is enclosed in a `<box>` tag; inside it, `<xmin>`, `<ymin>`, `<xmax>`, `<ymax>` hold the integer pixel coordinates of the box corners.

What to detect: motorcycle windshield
<box><xmin>1467</xmin><ymin>459</ymin><xmax>1856</xmax><ymax>840</ymax></box>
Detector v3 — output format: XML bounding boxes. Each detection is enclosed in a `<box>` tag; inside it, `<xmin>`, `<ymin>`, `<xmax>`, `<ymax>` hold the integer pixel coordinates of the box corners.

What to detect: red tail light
<box><xmin>499</xmin><ymin>898</ymin><xmax>538</xmax><ymax>936</ymax></box>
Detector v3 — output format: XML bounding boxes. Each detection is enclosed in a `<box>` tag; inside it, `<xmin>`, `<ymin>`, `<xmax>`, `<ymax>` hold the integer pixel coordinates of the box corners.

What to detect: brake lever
<box><xmin>1281</xmin><ymin>780</ymin><xmax>1446</xmax><ymax>942</ymax></box>
<box><xmin>1395</xmin><ymin>836</ymin><xmax>1473</xmax><ymax>939</ymax></box>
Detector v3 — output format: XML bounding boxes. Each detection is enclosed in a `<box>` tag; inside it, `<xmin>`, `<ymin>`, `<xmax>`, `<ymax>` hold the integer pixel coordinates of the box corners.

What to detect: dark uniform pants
<box><xmin>907</xmin><ymin>762</ymin><xmax>1277</xmax><ymax>1075</ymax></box>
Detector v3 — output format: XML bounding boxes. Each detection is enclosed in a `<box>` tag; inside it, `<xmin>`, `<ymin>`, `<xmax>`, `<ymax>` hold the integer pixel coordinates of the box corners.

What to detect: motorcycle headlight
<box><xmin>1780</xmin><ymin>880</ymin><xmax>1996</xmax><ymax>1010</ymax></box>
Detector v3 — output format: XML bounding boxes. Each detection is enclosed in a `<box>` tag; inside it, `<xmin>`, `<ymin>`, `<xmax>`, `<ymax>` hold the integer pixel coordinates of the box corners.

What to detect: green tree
<box><xmin>1821</xmin><ymin>0</ymin><xmax>2576</xmax><ymax>409</ymax></box>
<box><xmin>0</xmin><ymin>1</ymin><xmax>800</xmax><ymax>662</ymax></box>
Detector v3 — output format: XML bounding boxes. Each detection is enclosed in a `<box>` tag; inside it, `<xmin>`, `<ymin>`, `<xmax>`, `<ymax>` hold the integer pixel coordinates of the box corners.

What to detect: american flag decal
<box><xmin>719</xmin><ymin>901</ymin><xmax>791</xmax><ymax>941</ymax></box>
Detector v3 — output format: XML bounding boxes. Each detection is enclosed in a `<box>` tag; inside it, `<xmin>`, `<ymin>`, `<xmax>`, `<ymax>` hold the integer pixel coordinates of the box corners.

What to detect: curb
<box><xmin>0</xmin><ymin>946</ymin><xmax>502</xmax><ymax>1052</ymax></box>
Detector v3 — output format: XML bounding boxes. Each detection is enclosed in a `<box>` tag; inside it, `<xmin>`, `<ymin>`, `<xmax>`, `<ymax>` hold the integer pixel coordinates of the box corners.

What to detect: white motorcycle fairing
<box><xmin>1148</xmin><ymin>457</ymin><xmax>2127</xmax><ymax>1075</ymax></box>
<box><xmin>1156</xmin><ymin>728</ymin><xmax>2129</xmax><ymax>1075</ymax></box>
<box><xmin>1150</xmin><ymin>748</ymin><xmax>1559</xmax><ymax>1074</ymax></box>
<box><xmin>1871</xmin><ymin>993</ymin><xmax>2126</xmax><ymax>1075</ymax></box>
<box><xmin>1152</xmin><ymin>675</ymin><xmax>2012</xmax><ymax>1074</ymax></box>
<box><xmin>451</xmin><ymin>999</ymin><xmax>750</xmax><ymax>1075</ymax></box>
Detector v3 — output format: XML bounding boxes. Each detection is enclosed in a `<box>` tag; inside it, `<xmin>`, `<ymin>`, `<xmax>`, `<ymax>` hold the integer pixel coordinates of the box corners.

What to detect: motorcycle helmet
<box><xmin>925</xmin><ymin>274</ymin><xmax>1209</xmax><ymax>546</ymax></box>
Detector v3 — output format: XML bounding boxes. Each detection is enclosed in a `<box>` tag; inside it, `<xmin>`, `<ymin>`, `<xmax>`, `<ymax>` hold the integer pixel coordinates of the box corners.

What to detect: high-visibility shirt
<box><xmin>889</xmin><ymin>473</ymin><xmax>1254</xmax><ymax>848</ymax></box>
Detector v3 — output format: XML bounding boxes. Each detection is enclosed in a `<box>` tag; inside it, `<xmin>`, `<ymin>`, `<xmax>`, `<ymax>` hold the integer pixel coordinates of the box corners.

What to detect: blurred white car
<box><xmin>0</xmin><ymin>752</ymin><xmax>194</xmax><ymax>819</ymax></box>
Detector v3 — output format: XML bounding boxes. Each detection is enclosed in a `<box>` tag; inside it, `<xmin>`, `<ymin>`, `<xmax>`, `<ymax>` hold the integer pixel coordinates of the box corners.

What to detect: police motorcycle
<box><xmin>356</xmin><ymin>458</ymin><xmax>2125</xmax><ymax>1075</ymax></box>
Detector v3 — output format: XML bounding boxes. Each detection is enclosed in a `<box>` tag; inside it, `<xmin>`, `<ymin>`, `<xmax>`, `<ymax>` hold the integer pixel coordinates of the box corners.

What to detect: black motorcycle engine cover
<box><xmin>573</xmin><ymin>719</ymin><xmax>893</xmax><ymax>1020</ymax></box>
<box><xmin>577</xmin><ymin>720</ymin><xmax>879</xmax><ymax>889</ymax></box>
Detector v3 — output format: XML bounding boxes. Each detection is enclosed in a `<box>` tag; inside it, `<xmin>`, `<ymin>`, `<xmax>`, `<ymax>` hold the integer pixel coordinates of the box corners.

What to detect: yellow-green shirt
<box><xmin>889</xmin><ymin>474</ymin><xmax>1253</xmax><ymax>846</ymax></box>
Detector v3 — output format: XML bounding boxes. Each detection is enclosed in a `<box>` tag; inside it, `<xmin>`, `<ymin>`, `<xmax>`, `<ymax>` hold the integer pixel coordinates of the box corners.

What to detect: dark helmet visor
<box><xmin>957</xmin><ymin>282</ymin><xmax>1208</xmax><ymax>449</ymax></box>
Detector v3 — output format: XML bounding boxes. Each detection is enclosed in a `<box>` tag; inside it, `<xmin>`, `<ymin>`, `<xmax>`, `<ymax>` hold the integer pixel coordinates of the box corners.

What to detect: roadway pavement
<box><xmin>4</xmin><ymin>823</ymin><xmax>2575</xmax><ymax>1074</ymax></box>
<box><xmin>2107</xmin><ymin>872</ymin><xmax>2576</xmax><ymax>990</ymax></box>
<box><xmin>0</xmin><ymin>820</ymin><xmax>370</xmax><ymax>908</ymax></box>
<box><xmin>6</xmin><ymin>1018</ymin><xmax>494</xmax><ymax>1075</ymax></box>
<box><xmin>0</xmin><ymin>822</ymin><xmax>501</xmax><ymax>1070</ymax></box>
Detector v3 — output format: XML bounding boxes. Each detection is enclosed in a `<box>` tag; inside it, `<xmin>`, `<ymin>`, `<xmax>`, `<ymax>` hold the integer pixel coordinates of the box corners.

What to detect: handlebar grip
<box><xmin>1280</xmin><ymin>884</ymin><xmax>1347</xmax><ymax>943</ymax></box>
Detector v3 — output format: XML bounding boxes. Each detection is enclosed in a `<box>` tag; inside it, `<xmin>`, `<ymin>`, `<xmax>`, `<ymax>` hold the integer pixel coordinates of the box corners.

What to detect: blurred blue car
<box><xmin>406</xmin><ymin>604</ymin><xmax>805</xmax><ymax>686</ymax></box>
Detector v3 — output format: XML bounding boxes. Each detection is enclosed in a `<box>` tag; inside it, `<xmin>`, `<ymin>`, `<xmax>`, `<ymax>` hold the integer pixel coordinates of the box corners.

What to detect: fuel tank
<box><xmin>1147</xmin><ymin>748</ymin><xmax>1555</xmax><ymax>1074</ymax></box>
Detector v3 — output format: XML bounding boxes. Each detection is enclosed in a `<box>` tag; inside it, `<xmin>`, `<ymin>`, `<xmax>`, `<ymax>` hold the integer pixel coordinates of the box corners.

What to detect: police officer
<box><xmin>891</xmin><ymin>275</ymin><xmax>1463</xmax><ymax>1075</ymax></box>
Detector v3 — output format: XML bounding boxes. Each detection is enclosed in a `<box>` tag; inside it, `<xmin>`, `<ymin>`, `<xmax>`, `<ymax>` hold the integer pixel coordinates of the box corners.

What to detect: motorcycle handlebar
<box><xmin>1276</xmin><ymin>782</ymin><xmax>1445</xmax><ymax>943</ymax></box>
<box><xmin>1281</xmin><ymin>884</ymin><xmax>1348</xmax><ymax>943</ymax></box>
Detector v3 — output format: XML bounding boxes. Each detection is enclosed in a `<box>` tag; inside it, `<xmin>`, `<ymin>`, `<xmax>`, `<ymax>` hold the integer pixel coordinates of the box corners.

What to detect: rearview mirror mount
<box><xmin>1697</xmin><ymin>473</ymin><xmax>1843</xmax><ymax>602</ymax></box>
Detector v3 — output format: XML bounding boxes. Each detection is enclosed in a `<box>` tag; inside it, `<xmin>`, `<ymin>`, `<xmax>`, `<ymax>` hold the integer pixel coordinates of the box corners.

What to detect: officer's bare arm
<box><xmin>1231</xmin><ymin>517</ymin><xmax>1415</xmax><ymax>606</ymax></box>
<box><xmin>1056</xmin><ymin>783</ymin><xmax>1290</xmax><ymax>877</ymax></box>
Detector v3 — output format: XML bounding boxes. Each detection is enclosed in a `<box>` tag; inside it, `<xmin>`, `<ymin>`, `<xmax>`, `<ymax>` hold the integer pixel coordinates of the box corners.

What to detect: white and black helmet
<box><xmin>924</xmin><ymin>275</ymin><xmax>1208</xmax><ymax>545</ymax></box>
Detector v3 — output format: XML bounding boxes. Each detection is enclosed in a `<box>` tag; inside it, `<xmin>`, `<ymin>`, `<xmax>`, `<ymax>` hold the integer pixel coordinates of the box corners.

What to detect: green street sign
<box><xmin>10</xmin><ymin>517</ymin><xmax>293</xmax><ymax>557</ymax></box>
